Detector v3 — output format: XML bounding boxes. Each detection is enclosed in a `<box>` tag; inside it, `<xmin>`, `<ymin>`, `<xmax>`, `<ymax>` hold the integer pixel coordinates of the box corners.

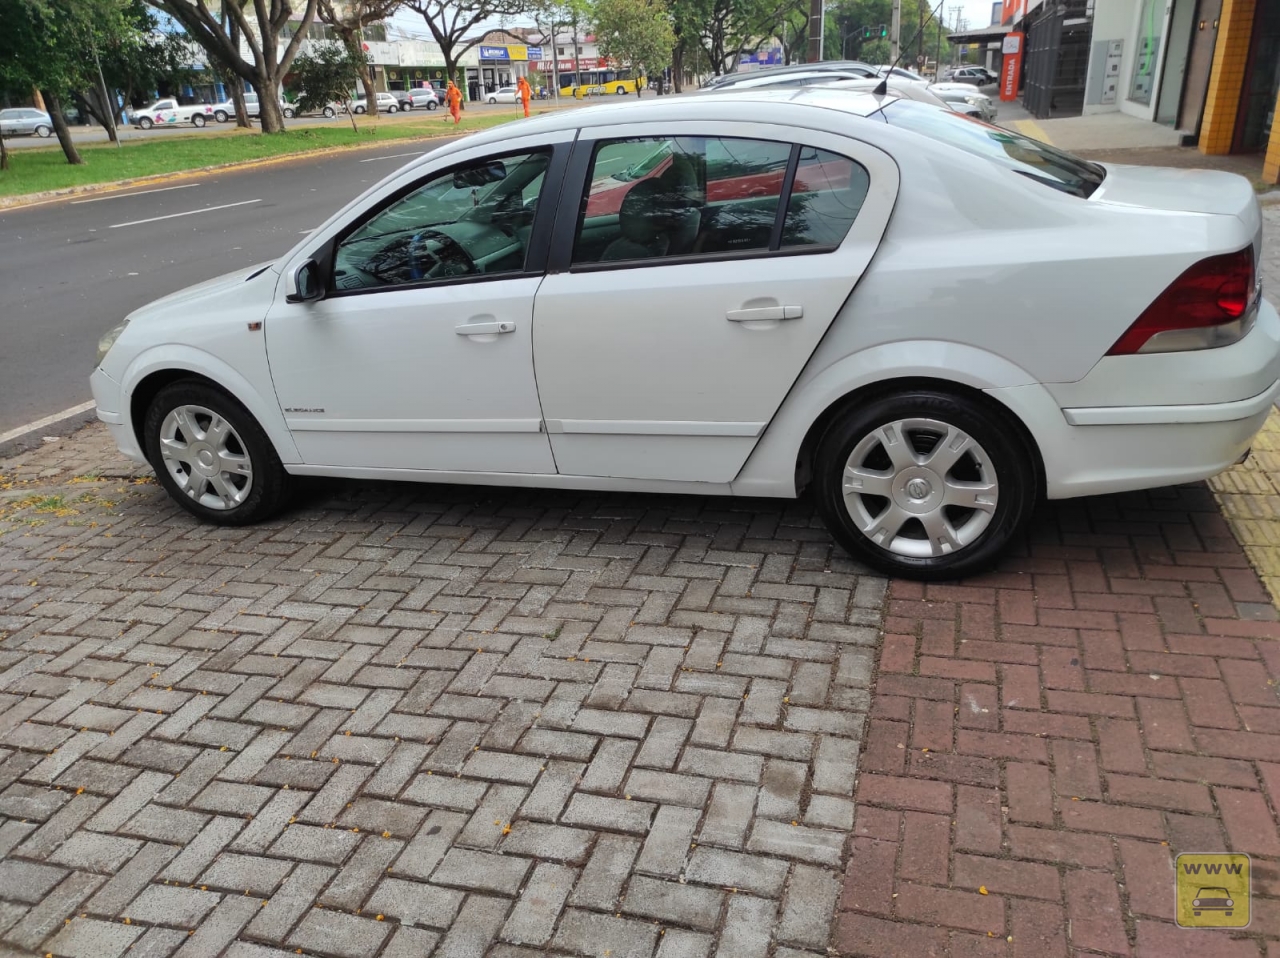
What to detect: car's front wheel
<box><xmin>283</xmin><ymin>107</ymin><xmax>295</xmax><ymax>118</ymax></box>
<box><xmin>387</xmin><ymin>104</ymin><xmax>398</xmax><ymax>113</ymax></box>
<box><xmin>426</xmin><ymin>101</ymin><xmax>437</xmax><ymax>110</ymax></box>
<box><xmin>137</xmin><ymin>117</ymin><xmax>153</xmax><ymax>130</ymax></box>
<box><xmin>354</xmin><ymin>105</ymin><xmax>366</xmax><ymax>114</ymax></box>
<box><xmin>488</xmin><ymin>96</ymin><xmax>497</xmax><ymax>104</ymax></box>
<box><xmin>813</xmin><ymin>389</ymin><xmax>1036</xmax><ymax>580</ymax></box>
<box><xmin>192</xmin><ymin>114</ymin><xmax>206</xmax><ymax>127</ymax></box>
<box><xmin>144</xmin><ymin>381</ymin><xmax>290</xmax><ymax>526</ymax></box>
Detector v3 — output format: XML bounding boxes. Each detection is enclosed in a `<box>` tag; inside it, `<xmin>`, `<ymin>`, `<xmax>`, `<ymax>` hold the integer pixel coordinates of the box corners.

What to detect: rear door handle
<box><xmin>726</xmin><ymin>306</ymin><xmax>803</xmax><ymax>322</ymax></box>
<box><xmin>455</xmin><ymin>321</ymin><xmax>515</xmax><ymax>336</ymax></box>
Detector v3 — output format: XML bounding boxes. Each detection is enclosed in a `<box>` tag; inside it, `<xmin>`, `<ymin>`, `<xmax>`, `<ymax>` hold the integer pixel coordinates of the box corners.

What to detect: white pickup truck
<box><xmin>128</xmin><ymin>98</ymin><xmax>214</xmax><ymax>130</ymax></box>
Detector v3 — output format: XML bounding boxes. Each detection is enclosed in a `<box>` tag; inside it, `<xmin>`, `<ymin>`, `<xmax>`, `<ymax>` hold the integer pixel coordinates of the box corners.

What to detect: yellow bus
<box><xmin>558</xmin><ymin>67</ymin><xmax>645</xmax><ymax>98</ymax></box>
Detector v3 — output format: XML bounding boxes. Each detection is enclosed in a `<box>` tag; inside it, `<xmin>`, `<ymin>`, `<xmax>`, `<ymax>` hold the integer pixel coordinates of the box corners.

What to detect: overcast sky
<box><xmin>385</xmin><ymin>0</ymin><xmax>1002</xmax><ymax>44</ymax></box>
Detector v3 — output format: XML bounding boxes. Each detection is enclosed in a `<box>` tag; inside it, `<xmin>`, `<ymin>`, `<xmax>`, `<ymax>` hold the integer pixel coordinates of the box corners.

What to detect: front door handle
<box><xmin>726</xmin><ymin>305</ymin><xmax>803</xmax><ymax>322</ymax></box>
<box><xmin>455</xmin><ymin>321</ymin><xmax>515</xmax><ymax>336</ymax></box>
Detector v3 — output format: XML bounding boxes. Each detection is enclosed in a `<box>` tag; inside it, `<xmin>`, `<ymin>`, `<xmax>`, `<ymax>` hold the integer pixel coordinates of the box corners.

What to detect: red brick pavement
<box><xmin>836</xmin><ymin>485</ymin><xmax>1280</xmax><ymax>957</ymax></box>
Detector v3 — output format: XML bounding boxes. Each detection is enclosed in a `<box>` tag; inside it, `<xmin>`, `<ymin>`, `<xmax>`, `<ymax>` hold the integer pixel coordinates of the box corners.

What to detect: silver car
<box><xmin>929</xmin><ymin>84</ymin><xmax>998</xmax><ymax>120</ymax></box>
<box><xmin>408</xmin><ymin>87</ymin><xmax>439</xmax><ymax>110</ymax></box>
<box><xmin>0</xmin><ymin>107</ymin><xmax>53</xmax><ymax>138</ymax></box>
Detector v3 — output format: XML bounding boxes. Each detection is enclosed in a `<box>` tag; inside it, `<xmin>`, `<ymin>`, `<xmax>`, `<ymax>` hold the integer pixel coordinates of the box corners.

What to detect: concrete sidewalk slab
<box><xmin>1010</xmin><ymin>111</ymin><xmax>1184</xmax><ymax>152</ymax></box>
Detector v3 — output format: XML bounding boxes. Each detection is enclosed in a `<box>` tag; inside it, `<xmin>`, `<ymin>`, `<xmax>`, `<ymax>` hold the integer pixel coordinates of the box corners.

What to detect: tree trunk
<box><xmin>0</xmin><ymin>134</ymin><xmax>10</xmax><ymax>172</ymax></box>
<box><xmin>77</xmin><ymin>90</ymin><xmax>118</xmax><ymax>144</ymax></box>
<box><xmin>257</xmin><ymin>85</ymin><xmax>287</xmax><ymax>133</ymax></box>
<box><xmin>338</xmin><ymin>27</ymin><xmax>377</xmax><ymax>116</ymax></box>
<box><xmin>672</xmin><ymin>45</ymin><xmax>684</xmax><ymax>92</ymax></box>
<box><xmin>42</xmin><ymin>91</ymin><xmax>82</xmax><ymax>165</ymax></box>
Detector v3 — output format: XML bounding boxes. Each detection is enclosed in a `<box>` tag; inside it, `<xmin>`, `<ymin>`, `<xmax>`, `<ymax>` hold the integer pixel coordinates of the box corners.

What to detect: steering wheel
<box><xmin>407</xmin><ymin>228</ymin><xmax>477</xmax><ymax>281</ymax></box>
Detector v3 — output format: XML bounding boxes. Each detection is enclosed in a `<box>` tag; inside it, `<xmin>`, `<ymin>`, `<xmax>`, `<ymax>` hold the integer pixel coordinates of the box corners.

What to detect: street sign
<box><xmin>916</xmin><ymin>54</ymin><xmax>924</xmax><ymax>64</ymax></box>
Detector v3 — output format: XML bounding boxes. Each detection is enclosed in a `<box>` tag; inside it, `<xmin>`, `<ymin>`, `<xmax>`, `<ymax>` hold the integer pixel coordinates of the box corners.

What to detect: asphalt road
<box><xmin>0</xmin><ymin>135</ymin><xmax>463</xmax><ymax>433</ymax></box>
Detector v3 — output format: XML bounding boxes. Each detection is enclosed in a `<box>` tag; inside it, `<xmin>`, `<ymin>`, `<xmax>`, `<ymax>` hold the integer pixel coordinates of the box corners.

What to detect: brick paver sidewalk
<box><xmin>0</xmin><ymin>426</ymin><xmax>880</xmax><ymax>958</ymax></box>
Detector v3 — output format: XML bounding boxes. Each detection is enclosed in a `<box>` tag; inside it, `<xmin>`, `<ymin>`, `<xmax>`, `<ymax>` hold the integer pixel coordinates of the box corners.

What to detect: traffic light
<box><xmin>862</xmin><ymin>26</ymin><xmax>871</xmax><ymax>39</ymax></box>
<box><xmin>879</xmin><ymin>23</ymin><xmax>887</xmax><ymax>37</ymax></box>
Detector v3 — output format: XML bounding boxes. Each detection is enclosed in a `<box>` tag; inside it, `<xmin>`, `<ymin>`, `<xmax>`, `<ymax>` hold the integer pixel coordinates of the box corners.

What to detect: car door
<box><xmin>532</xmin><ymin>121</ymin><xmax>898</xmax><ymax>483</ymax></box>
<box><xmin>265</xmin><ymin>133</ymin><xmax>571</xmax><ymax>474</ymax></box>
<box><xmin>153</xmin><ymin>99</ymin><xmax>179</xmax><ymax>124</ymax></box>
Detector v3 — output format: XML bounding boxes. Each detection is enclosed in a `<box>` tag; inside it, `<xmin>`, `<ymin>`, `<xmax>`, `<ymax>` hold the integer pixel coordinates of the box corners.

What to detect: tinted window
<box><xmin>333</xmin><ymin>150</ymin><xmax>549</xmax><ymax>291</ymax></box>
<box><xmin>882</xmin><ymin>99</ymin><xmax>1105</xmax><ymax>197</ymax></box>
<box><xmin>782</xmin><ymin>148</ymin><xmax>869</xmax><ymax>248</ymax></box>
<box><xmin>573</xmin><ymin>136</ymin><xmax>790</xmax><ymax>264</ymax></box>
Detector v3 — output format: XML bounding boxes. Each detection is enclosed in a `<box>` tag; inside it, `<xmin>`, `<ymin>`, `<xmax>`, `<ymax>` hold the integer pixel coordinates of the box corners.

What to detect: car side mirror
<box><xmin>287</xmin><ymin>259</ymin><xmax>324</xmax><ymax>303</ymax></box>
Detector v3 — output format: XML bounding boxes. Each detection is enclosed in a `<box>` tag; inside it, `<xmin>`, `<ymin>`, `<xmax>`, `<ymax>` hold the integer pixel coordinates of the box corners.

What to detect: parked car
<box><xmin>486</xmin><ymin>87</ymin><xmax>520</xmax><ymax>104</ymax></box>
<box><xmin>875</xmin><ymin>65</ymin><xmax>930</xmax><ymax>86</ymax></box>
<box><xmin>942</xmin><ymin>66</ymin><xmax>990</xmax><ymax>86</ymax></box>
<box><xmin>928</xmin><ymin>83</ymin><xmax>997</xmax><ymax>120</ymax></box>
<box><xmin>699</xmin><ymin>69</ymin><xmax>877</xmax><ymax>93</ymax></box>
<box><xmin>348</xmin><ymin>92</ymin><xmax>400</xmax><ymax>114</ymax></box>
<box><xmin>127</xmin><ymin>99</ymin><xmax>215</xmax><ymax>129</ymax></box>
<box><xmin>390</xmin><ymin>90</ymin><xmax>415</xmax><ymax>110</ymax></box>
<box><xmin>408</xmin><ymin>87</ymin><xmax>440</xmax><ymax>110</ymax></box>
<box><xmin>210</xmin><ymin>92</ymin><xmax>296</xmax><ymax>122</ymax></box>
<box><xmin>90</xmin><ymin>89</ymin><xmax>1278</xmax><ymax>580</ymax></box>
<box><xmin>0</xmin><ymin>107</ymin><xmax>53</xmax><ymax>138</ymax></box>
<box><xmin>701</xmin><ymin>60</ymin><xmax>878</xmax><ymax>90</ymax></box>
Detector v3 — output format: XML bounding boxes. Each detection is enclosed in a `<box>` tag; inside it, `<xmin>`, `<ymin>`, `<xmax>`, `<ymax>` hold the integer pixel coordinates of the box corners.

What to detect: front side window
<box><xmin>882</xmin><ymin>99</ymin><xmax>1105</xmax><ymax>197</ymax></box>
<box><xmin>332</xmin><ymin>149</ymin><xmax>550</xmax><ymax>292</ymax></box>
<box><xmin>572</xmin><ymin>135</ymin><xmax>869</xmax><ymax>264</ymax></box>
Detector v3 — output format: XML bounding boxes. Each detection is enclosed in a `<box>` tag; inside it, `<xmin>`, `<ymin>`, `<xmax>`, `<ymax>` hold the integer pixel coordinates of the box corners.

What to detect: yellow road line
<box><xmin>1011</xmin><ymin>119</ymin><xmax>1054</xmax><ymax>145</ymax></box>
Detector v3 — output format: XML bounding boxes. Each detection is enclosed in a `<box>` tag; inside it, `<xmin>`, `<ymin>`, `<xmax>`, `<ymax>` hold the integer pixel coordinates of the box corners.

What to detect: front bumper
<box><xmin>90</xmin><ymin>366</ymin><xmax>147</xmax><ymax>463</ymax></box>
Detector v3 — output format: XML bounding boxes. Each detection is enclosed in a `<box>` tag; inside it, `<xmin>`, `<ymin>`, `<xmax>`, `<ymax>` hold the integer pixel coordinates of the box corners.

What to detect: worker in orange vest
<box><xmin>446</xmin><ymin>81</ymin><xmax>462</xmax><ymax>124</ymax></box>
<box><xmin>517</xmin><ymin>75</ymin><xmax>532</xmax><ymax>118</ymax></box>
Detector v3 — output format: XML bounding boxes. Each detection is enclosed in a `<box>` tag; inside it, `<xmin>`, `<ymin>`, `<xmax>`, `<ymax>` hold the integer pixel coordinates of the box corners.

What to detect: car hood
<box><xmin>127</xmin><ymin>261</ymin><xmax>278</xmax><ymax>324</ymax></box>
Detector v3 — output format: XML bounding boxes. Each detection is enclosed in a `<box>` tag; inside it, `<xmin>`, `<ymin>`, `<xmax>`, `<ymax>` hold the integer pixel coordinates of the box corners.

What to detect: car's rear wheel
<box><xmin>354</xmin><ymin>105</ymin><xmax>365</xmax><ymax>114</ymax></box>
<box><xmin>35</xmin><ymin>124</ymin><xmax>52</xmax><ymax>137</ymax></box>
<box><xmin>322</xmin><ymin>106</ymin><xmax>336</xmax><ymax>118</ymax></box>
<box><xmin>214</xmin><ymin>109</ymin><xmax>229</xmax><ymax>122</ymax></box>
<box><xmin>192</xmin><ymin>114</ymin><xmax>206</xmax><ymax>127</ymax></box>
<box><xmin>426</xmin><ymin>101</ymin><xmax>437</xmax><ymax>110</ymax></box>
<box><xmin>137</xmin><ymin>117</ymin><xmax>153</xmax><ymax>130</ymax></box>
<box><xmin>144</xmin><ymin>381</ymin><xmax>290</xmax><ymax>526</ymax></box>
<box><xmin>813</xmin><ymin>389</ymin><xmax>1036</xmax><ymax>580</ymax></box>
<box><xmin>387</xmin><ymin>104</ymin><xmax>398</xmax><ymax>113</ymax></box>
<box><xmin>283</xmin><ymin>107</ymin><xmax>295</xmax><ymax>118</ymax></box>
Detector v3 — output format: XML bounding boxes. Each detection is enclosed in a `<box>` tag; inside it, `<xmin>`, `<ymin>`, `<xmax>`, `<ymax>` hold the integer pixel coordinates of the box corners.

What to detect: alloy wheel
<box><xmin>159</xmin><ymin>404</ymin><xmax>254</xmax><ymax>511</ymax></box>
<box><xmin>841</xmin><ymin>417</ymin><xmax>998</xmax><ymax>558</ymax></box>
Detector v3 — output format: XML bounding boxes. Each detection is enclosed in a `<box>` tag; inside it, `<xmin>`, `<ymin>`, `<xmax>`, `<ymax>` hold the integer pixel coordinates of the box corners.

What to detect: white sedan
<box><xmin>90</xmin><ymin>89</ymin><xmax>1278</xmax><ymax>579</ymax></box>
<box><xmin>487</xmin><ymin>87</ymin><xmax>520</xmax><ymax>104</ymax></box>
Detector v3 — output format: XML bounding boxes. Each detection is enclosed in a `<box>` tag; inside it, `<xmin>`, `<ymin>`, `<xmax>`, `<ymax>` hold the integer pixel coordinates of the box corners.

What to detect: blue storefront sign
<box><xmin>480</xmin><ymin>46</ymin><xmax>510</xmax><ymax>60</ymax></box>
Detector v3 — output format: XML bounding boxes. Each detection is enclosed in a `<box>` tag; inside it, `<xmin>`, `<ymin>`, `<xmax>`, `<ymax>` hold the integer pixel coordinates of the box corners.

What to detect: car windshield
<box><xmin>882</xmin><ymin>99</ymin><xmax>1106</xmax><ymax>198</ymax></box>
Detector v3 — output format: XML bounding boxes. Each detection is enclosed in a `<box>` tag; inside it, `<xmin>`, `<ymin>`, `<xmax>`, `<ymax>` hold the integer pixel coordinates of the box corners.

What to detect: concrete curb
<box><xmin>0</xmin><ymin>403</ymin><xmax>99</xmax><ymax>459</ymax></box>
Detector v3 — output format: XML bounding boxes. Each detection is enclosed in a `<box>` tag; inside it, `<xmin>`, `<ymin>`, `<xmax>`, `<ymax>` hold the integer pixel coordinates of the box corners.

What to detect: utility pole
<box><xmin>889</xmin><ymin>0</ymin><xmax>901</xmax><ymax>64</ymax></box>
<box><xmin>807</xmin><ymin>0</ymin><xmax>824</xmax><ymax>62</ymax></box>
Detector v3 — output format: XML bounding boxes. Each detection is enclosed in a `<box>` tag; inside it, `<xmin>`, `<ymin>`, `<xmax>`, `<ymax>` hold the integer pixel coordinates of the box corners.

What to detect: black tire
<box><xmin>812</xmin><ymin>389</ymin><xmax>1037</xmax><ymax>580</ymax></box>
<box><xmin>144</xmin><ymin>380</ymin><xmax>290</xmax><ymax>526</ymax></box>
<box><xmin>283</xmin><ymin>107</ymin><xmax>295</xmax><ymax>118</ymax></box>
<box><xmin>137</xmin><ymin>117</ymin><xmax>153</xmax><ymax>130</ymax></box>
<box><xmin>401</xmin><ymin>101</ymin><xmax>411</xmax><ymax>111</ymax></box>
<box><xmin>488</xmin><ymin>96</ymin><xmax>497</xmax><ymax>104</ymax></box>
<box><xmin>35</xmin><ymin>124</ymin><xmax>52</xmax><ymax>137</ymax></box>
<box><xmin>323</xmin><ymin>106</ymin><xmax>336</xmax><ymax>118</ymax></box>
<box><xmin>192</xmin><ymin>114</ymin><xmax>206</xmax><ymax>127</ymax></box>
<box><xmin>426</xmin><ymin>101</ymin><xmax>437</xmax><ymax>110</ymax></box>
<box><xmin>214</xmin><ymin>109</ymin><xmax>229</xmax><ymax>123</ymax></box>
<box><xmin>616</xmin><ymin>85</ymin><xmax>626</xmax><ymax>95</ymax></box>
<box><xmin>354</xmin><ymin>105</ymin><xmax>366</xmax><ymax>114</ymax></box>
<box><xmin>387</xmin><ymin>104</ymin><xmax>398</xmax><ymax>113</ymax></box>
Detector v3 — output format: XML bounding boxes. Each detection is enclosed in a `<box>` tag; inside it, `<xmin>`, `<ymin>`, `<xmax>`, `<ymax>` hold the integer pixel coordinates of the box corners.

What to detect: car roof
<box><xmin>433</xmin><ymin>87</ymin><xmax>899</xmax><ymax>162</ymax></box>
<box><xmin>710</xmin><ymin>60</ymin><xmax>875</xmax><ymax>83</ymax></box>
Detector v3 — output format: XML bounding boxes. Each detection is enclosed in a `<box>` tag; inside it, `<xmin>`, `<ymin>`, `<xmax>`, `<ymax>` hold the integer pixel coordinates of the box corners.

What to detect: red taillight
<box><xmin>1107</xmin><ymin>248</ymin><xmax>1256</xmax><ymax>355</ymax></box>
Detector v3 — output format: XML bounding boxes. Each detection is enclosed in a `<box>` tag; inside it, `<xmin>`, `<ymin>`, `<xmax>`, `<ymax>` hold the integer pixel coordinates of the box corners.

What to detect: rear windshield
<box><xmin>881</xmin><ymin>99</ymin><xmax>1106</xmax><ymax>198</ymax></box>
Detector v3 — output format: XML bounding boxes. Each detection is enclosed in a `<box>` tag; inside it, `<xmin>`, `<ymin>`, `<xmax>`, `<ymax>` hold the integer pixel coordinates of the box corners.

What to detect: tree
<box><xmin>531</xmin><ymin>0</ymin><xmax>590</xmax><ymax>97</ymax></box>
<box><xmin>592</xmin><ymin>0</ymin><xmax>673</xmax><ymax>95</ymax></box>
<box><xmin>316</xmin><ymin>0</ymin><xmax>402</xmax><ymax>116</ymax></box>
<box><xmin>406</xmin><ymin>0</ymin><xmax>528</xmax><ymax>104</ymax></box>
<box><xmin>287</xmin><ymin>41</ymin><xmax>363</xmax><ymax>130</ymax></box>
<box><xmin>151</xmin><ymin>0</ymin><xmax>318</xmax><ymax>132</ymax></box>
<box><xmin>0</xmin><ymin>0</ymin><xmax>143</xmax><ymax>164</ymax></box>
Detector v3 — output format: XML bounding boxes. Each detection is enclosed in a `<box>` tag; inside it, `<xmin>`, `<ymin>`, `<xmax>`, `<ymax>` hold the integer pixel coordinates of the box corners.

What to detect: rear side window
<box><xmin>882</xmin><ymin>99</ymin><xmax>1105</xmax><ymax>197</ymax></box>
<box><xmin>572</xmin><ymin>136</ymin><xmax>869</xmax><ymax>265</ymax></box>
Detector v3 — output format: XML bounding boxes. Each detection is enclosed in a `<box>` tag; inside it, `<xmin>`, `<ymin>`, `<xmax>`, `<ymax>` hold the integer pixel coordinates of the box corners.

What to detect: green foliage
<box><xmin>288</xmin><ymin>42</ymin><xmax>366</xmax><ymax>113</ymax></box>
<box><xmin>0</xmin><ymin>0</ymin><xmax>140</xmax><ymax>100</ymax></box>
<box><xmin>593</xmin><ymin>0</ymin><xmax>675</xmax><ymax>79</ymax></box>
